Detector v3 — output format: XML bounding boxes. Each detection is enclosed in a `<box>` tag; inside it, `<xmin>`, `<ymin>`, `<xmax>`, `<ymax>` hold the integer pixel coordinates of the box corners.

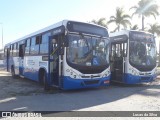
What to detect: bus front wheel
<box><xmin>11</xmin><ymin>66</ymin><xmax>16</xmax><ymax>78</ymax></box>
<box><xmin>41</xmin><ymin>72</ymin><xmax>50</xmax><ymax>91</ymax></box>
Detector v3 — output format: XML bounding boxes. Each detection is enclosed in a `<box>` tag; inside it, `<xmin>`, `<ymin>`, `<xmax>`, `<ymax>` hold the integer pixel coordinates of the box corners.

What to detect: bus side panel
<box><xmin>9</xmin><ymin>56</ymin><xmax>19</xmax><ymax>75</ymax></box>
<box><xmin>0</xmin><ymin>51</ymin><xmax>4</xmax><ymax>67</ymax></box>
<box><xmin>123</xmin><ymin>73</ymin><xmax>156</xmax><ymax>84</ymax></box>
<box><xmin>19</xmin><ymin>58</ymin><xmax>24</xmax><ymax>76</ymax></box>
<box><xmin>14</xmin><ymin>57</ymin><xmax>20</xmax><ymax>75</ymax></box>
<box><xmin>9</xmin><ymin>56</ymin><xmax>14</xmax><ymax>72</ymax></box>
<box><xmin>0</xmin><ymin>60</ymin><xmax>3</xmax><ymax>67</ymax></box>
<box><xmin>23</xmin><ymin>56</ymin><xmax>48</xmax><ymax>81</ymax></box>
<box><xmin>4</xmin><ymin>57</ymin><xmax>9</xmax><ymax>71</ymax></box>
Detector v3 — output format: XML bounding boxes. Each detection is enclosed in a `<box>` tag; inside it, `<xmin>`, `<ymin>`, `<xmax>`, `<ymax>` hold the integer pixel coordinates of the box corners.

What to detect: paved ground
<box><xmin>0</xmin><ymin>70</ymin><xmax>160</xmax><ymax>120</ymax></box>
<box><xmin>0</xmin><ymin>70</ymin><xmax>45</xmax><ymax>98</ymax></box>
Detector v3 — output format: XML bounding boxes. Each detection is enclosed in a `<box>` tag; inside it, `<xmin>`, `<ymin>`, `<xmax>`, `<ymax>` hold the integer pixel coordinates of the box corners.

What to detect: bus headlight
<box><xmin>155</xmin><ymin>69</ymin><xmax>158</xmax><ymax>75</ymax></box>
<box><xmin>70</xmin><ymin>70</ymin><xmax>80</xmax><ymax>79</ymax></box>
<box><xmin>132</xmin><ymin>70</ymin><xmax>139</xmax><ymax>76</ymax></box>
<box><xmin>103</xmin><ymin>71</ymin><xmax>110</xmax><ymax>77</ymax></box>
<box><xmin>66</xmin><ymin>69</ymin><xmax>80</xmax><ymax>79</ymax></box>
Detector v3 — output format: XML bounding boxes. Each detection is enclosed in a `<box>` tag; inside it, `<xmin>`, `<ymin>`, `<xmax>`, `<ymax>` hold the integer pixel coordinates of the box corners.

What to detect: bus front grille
<box><xmin>141</xmin><ymin>77</ymin><xmax>150</xmax><ymax>81</ymax></box>
<box><xmin>84</xmin><ymin>80</ymin><xmax>99</xmax><ymax>85</ymax></box>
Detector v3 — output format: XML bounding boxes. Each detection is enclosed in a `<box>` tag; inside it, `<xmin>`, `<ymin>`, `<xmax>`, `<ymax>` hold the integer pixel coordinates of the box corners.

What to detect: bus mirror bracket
<box><xmin>64</xmin><ymin>36</ymin><xmax>69</xmax><ymax>47</ymax></box>
<box><xmin>59</xmin><ymin>46</ymin><xmax>64</xmax><ymax>55</ymax></box>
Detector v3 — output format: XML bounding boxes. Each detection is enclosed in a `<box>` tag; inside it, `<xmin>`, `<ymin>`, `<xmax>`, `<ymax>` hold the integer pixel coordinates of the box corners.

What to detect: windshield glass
<box><xmin>67</xmin><ymin>34</ymin><xmax>110</xmax><ymax>67</ymax></box>
<box><xmin>129</xmin><ymin>32</ymin><xmax>156</xmax><ymax>67</ymax></box>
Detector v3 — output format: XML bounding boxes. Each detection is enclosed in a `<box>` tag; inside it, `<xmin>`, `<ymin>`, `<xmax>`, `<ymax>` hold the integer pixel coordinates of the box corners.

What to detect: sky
<box><xmin>0</xmin><ymin>0</ymin><xmax>160</xmax><ymax>49</ymax></box>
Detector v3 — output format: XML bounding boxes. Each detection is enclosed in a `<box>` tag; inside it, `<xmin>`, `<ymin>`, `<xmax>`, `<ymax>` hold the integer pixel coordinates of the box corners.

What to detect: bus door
<box><xmin>111</xmin><ymin>42</ymin><xmax>127</xmax><ymax>82</ymax></box>
<box><xmin>49</xmin><ymin>35</ymin><xmax>64</xmax><ymax>87</ymax></box>
<box><xmin>19</xmin><ymin>44</ymin><xmax>25</xmax><ymax>76</ymax></box>
<box><xmin>6</xmin><ymin>48</ymin><xmax>10</xmax><ymax>71</ymax></box>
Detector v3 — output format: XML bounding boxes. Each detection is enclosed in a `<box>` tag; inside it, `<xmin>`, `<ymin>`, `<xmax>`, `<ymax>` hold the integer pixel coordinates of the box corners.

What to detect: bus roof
<box><xmin>109</xmin><ymin>30</ymin><xmax>153</xmax><ymax>37</ymax></box>
<box><xmin>5</xmin><ymin>20</ymin><xmax>66</xmax><ymax>47</ymax></box>
<box><xmin>5</xmin><ymin>20</ymin><xmax>107</xmax><ymax>47</ymax></box>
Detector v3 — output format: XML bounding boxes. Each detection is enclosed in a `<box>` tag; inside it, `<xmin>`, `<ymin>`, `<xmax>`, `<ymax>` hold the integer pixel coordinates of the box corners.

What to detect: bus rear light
<box><xmin>104</xmin><ymin>80</ymin><xmax>109</xmax><ymax>84</ymax></box>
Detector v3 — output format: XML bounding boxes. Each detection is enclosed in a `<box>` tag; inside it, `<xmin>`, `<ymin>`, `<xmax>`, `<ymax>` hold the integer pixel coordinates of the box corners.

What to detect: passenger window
<box><xmin>4</xmin><ymin>48</ymin><xmax>7</xmax><ymax>57</ymax></box>
<box><xmin>9</xmin><ymin>45</ymin><xmax>11</xmax><ymax>56</ymax></box>
<box><xmin>25</xmin><ymin>39</ymin><xmax>30</xmax><ymax>55</ymax></box>
<box><xmin>111</xmin><ymin>42</ymin><xmax>127</xmax><ymax>59</ymax></box>
<box><xmin>31</xmin><ymin>37</ymin><xmax>36</xmax><ymax>45</ymax></box>
<box><xmin>30</xmin><ymin>36</ymin><xmax>39</xmax><ymax>55</ymax></box>
<box><xmin>40</xmin><ymin>32</ymin><xmax>51</xmax><ymax>54</ymax></box>
<box><xmin>36</xmin><ymin>35</ymin><xmax>42</xmax><ymax>44</ymax></box>
<box><xmin>12</xmin><ymin>43</ymin><xmax>17</xmax><ymax>57</ymax></box>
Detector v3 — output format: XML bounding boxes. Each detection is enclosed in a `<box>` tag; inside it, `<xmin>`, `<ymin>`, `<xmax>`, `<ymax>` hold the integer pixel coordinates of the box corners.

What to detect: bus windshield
<box><xmin>129</xmin><ymin>32</ymin><xmax>156</xmax><ymax>69</ymax></box>
<box><xmin>67</xmin><ymin>34</ymin><xmax>110</xmax><ymax>67</ymax></box>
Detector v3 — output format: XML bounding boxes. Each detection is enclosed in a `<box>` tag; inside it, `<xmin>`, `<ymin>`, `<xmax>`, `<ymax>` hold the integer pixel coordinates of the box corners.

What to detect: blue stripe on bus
<box><xmin>23</xmin><ymin>72</ymin><xmax>38</xmax><ymax>81</ymax></box>
<box><xmin>62</xmin><ymin>75</ymin><xmax>111</xmax><ymax>90</ymax></box>
<box><xmin>23</xmin><ymin>70</ymin><xmax>39</xmax><ymax>81</ymax></box>
<box><xmin>123</xmin><ymin>73</ymin><xmax>157</xmax><ymax>84</ymax></box>
<box><xmin>19</xmin><ymin>66</ymin><xmax>24</xmax><ymax>75</ymax></box>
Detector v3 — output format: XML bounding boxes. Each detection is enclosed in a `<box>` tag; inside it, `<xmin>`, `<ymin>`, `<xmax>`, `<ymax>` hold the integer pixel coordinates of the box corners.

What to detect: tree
<box><xmin>91</xmin><ymin>18</ymin><xmax>107</xmax><ymax>28</ymax></box>
<box><xmin>108</xmin><ymin>7</ymin><xmax>131</xmax><ymax>32</ymax></box>
<box><xmin>148</xmin><ymin>23</ymin><xmax>160</xmax><ymax>36</ymax></box>
<box><xmin>130</xmin><ymin>0</ymin><xmax>159</xmax><ymax>31</ymax></box>
<box><xmin>130</xmin><ymin>24</ymin><xmax>139</xmax><ymax>30</ymax></box>
<box><xmin>147</xmin><ymin>23</ymin><xmax>160</xmax><ymax>65</ymax></box>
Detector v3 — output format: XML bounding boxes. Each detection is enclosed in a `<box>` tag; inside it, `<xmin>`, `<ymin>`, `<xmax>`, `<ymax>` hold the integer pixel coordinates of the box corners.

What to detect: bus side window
<box><xmin>30</xmin><ymin>37</ymin><xmax>36</xmax><ymax>55</ymax></box>
<box><xmin>115</xmin><ymin>44</ymin><xmax>122</xmax><ymax>58</ymax></box>
<box><xmin>13</xmin><ymin>43</ymin><xmax>17</xmax><ymax>57</ymax></box>
<box><xmin>110</xmin><ymin>44</ymin><xmax>116</xmax><ymax>62</ymax></box>
<box><xmin>30</xmin><ymin>37</ymin><xmax>40</xmax><ymax>55</ymax></box>
<box><xmin>19</xmin><ymin>44</ymin><xmax>25</xmax><ymax>58</ymax></box>
<box><xmin>123</xmin><ymin>43</ymin><xmax>127</xmax><ymax>57</ymax></box>
<box><xmin>40</xmin><ymin>32</ymin><xmax>51</xmax><ymax>54</ymax></box>
<box><xmin>25</xmin><ymin>39</ymin><xmax>30</xmax><ymax>55</ymax></box>
<box><xmin>10</xmin><ymin>44</ymin><xmax>13</xmax><ymax>57</ymax></box>
<box><xmin>113</xmin><ymin>43</ymin><xmax>127</xmax><ymax>58</ymax></box>
<box><xmin>16</xmin><ymin>43</ymin><xmax>19</xmax><ymax>56</ymax></box>
<box><xmin>4</xmin><ymin>48</ymin><xmax>7</xmax><ymax>57</ymax></box>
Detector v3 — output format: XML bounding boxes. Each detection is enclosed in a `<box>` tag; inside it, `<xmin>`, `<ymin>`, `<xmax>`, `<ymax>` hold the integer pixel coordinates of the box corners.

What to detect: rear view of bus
<box><xmin>110</xmin><ymin>30</ymin><xmax>157</xmax><ymax>84</ymax></box>
<box><xmin>4</xmin><ymin>20</ymin><xmax>110</xmax><ymax>90</ymax></box>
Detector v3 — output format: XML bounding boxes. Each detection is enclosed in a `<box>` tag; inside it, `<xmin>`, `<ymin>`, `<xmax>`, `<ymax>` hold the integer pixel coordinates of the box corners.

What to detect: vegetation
<box><xmin>147</xmin><ymin>23</ymin><xmax>160</xmax><ymax>36</ymax></box>
<box><xmin>90</xmin><ymin>0</ymin><xmax>159</xmax><ymax>33</ymax></box>
<box><xmin>130</xmin><ymin>24</ymin><xmax>139</xmax><ymax>30</ymax></box>
<box><xmin>91</xmin><ymin>18</ymin><xmax>108</xmax><ymax>28</ymax></box>
<box><xmin>130</xmin><ymin>0</ymin><xmax>159</xmax><ymax>30</ymax></box>
<box><xmin>107</xmin><ymin>7</ymin><xmax>131</xmax><ymax>32</ymax></box>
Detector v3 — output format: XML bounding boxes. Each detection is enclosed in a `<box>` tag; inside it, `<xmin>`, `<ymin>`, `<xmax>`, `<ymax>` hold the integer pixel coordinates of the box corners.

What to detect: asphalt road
<box><xmin>0</xmin><ymin>70</ymin><xmax>160</xmax><ymax>119</ymax></box>
<box><xmin>0</xmin><ymin>79</ymin><xmax>159</xmax><ymax>111</ymax></box>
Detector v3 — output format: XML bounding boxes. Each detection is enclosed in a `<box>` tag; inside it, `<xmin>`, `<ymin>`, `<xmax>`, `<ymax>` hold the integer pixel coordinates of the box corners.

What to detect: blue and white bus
<box><xmin>4</xmin><ymin>20</ymin><xmax>110</xmax><ymax>90</ymax></box>
<box><xmin>109</xmin><ymin>30</ymin><xmax>157</xmax><ymax>84</ymax></box>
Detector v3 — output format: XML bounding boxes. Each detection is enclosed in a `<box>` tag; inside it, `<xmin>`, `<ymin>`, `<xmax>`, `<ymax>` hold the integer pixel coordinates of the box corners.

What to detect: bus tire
<box><xmin>11</xmin><ymin>66</ymin><xmax>16</xmax><ymax>78</ymax></box>
<box><xmin>42</xmin><ymin>71</ymin><xmax>50</xmax><ymax>91</ymax></box>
